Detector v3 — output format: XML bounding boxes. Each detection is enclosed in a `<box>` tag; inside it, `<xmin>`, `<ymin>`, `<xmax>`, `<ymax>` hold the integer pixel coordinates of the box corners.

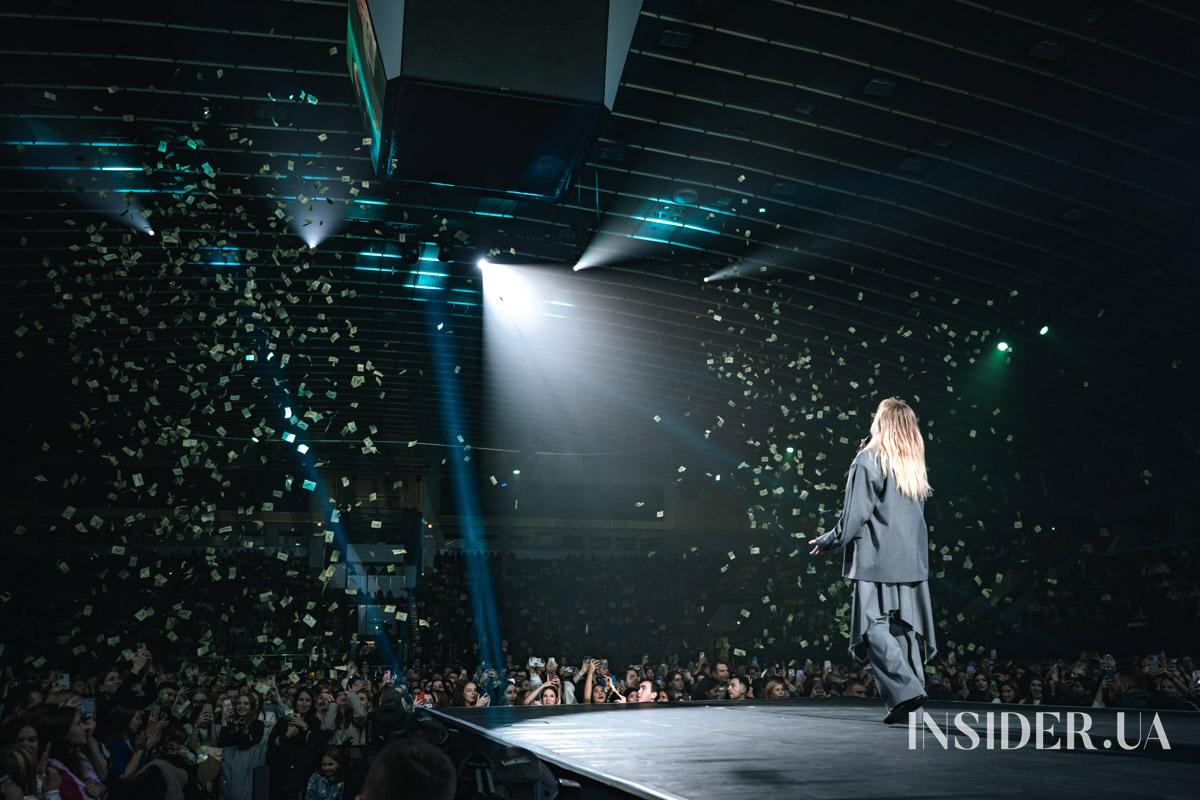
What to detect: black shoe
<box><xmin>882</xmin><ymin>694</ymin><xmax>926</xmax><ymax>725</ymax></box>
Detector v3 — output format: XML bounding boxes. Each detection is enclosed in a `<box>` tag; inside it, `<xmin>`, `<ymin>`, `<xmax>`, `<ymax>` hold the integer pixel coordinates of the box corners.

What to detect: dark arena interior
<box><xmin>1</xmin><ymin>2</ymin><xmax>1198</xmax><ymax>799</ymax></box>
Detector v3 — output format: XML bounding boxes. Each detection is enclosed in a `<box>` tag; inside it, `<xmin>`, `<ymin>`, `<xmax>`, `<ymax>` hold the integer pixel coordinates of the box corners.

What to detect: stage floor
<box><xmin>434</xmin><ymin>698</ymin><xmax>1198</xmax><ymax>799</ymax></box>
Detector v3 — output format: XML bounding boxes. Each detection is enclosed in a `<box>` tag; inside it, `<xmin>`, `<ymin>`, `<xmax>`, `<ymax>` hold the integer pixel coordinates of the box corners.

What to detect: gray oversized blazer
<box><xmin>812</xmin><ymin>446</ymin><xmax>929</xmax><ymax>583</ymax></box>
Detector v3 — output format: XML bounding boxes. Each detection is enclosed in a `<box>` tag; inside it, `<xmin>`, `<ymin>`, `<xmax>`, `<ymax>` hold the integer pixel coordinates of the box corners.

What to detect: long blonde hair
<box><xmin>865</xmin><ymin>397</ymin><xmax>931</xmax><ymax>501</ymax></box>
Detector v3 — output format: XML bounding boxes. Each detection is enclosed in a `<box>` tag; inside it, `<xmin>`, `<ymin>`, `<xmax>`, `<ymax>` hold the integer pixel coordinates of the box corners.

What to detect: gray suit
<box><xmin>814</xmin><ymin>447</ymin><xmax>932</xmax><ymax>711</ymax></box>
<box><xmin>813</xmin><ymin>447</ymin><xmax>928</xmax><ymax>583</ymax></box>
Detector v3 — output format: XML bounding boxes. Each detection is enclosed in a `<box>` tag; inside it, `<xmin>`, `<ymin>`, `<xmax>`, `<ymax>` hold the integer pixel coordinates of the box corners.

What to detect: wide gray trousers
<box><xmin>863</xmin><ymin>614</ymin><xmax>926</xmax><ymax>710</ymax></box>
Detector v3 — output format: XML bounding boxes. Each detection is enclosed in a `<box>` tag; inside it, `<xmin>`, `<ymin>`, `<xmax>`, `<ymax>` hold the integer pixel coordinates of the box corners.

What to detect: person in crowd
<box><xmin>498</xmin><ymin>682</ymin><xmax>520</xmax><ymax>707</ymax></box>
<box><xmin>358</xmin><ymin>741</ymin><xmax>454</xmax><ymax>800</ymax></box>
<box><xmin>632</xmin><ymin>679</ymin><xmax>657</xmax><ymax>704</ymax></box>
<box><xmin>663</xmin><ymin>671</ymin><xmax>688</xmax><ymax>699</ymax></box>
<box><xmin>965</xmin><ymin>672</ymin><xmax>994</xmax><ymax>703</ymax></box>
<box><xmin>997</xmin><ymin>683</ymin><xmax>1019</xmax><ymax>704</ymax></box>
<box><xmin>522</xmin><ymin>682</ymin><xmax>559</xmax><ymax>706</ymax></box>
<box><xmin>842</xmin><ymin>679</ymin><xmax>868</xmax><ymax>699</ymax></box>
<box><xmin>1019</xmin><ymin>677</ymin><xmax>1045</xmax><ymax>705</ymax></box>
<box><xmin>2</xmin><ymin>687</ymin><xmax>45</xmax><ymax>724</ymax></box>
<box><xmin>313</xmin><ymin>692</ymin><xmax>333</xmax><ymax>726</ymax></box>
<box><xmin>919</xmin><ymin>673</ymin><xmax>948</xmax><ymax>701</ymax></box>
<box><xmin>428</xmin><ymin>683</ymin><xmax>449</xmax><ymax>709</ymax></box>
<box><xmin>762</xmin><ymin>679</ymin><xmax>788</xmax><ymax>699</ymax></box>
<box><xmin>302</xmin><ymin>749</ymin><xmax>342</xmax><ymax>800</ymax></box>
<box><xmin>449</xmin><ymin>682</ymin><xmax>489</xmax><ymax>709</ymax></box>
<box><xmin>76</xmin><ymin>711</ymin><xmax>106</xmax><ymax>787</ymax></box>
<box><xmin>578</xmin><ymin>660</ymin><xmax>605</xmax><ymax>706</ymax></box>
<box><xmin>125</xmin><ymin>726</ymin><xmax>191</xmax><ymax>800</ymax></box>
<box><xmin>690</xmin><ymin>661</ymin><xmax>730</xmax><ymax>701</ymax></box>
<box><xmin>187</xmin><ymin>703</ymin><xmax>221</xmax><ymax>751</ymax></box>
<box><xmin>320</xmin><ymin>683</ymin><xmax>367</xmax><ymax>747</ymax></box>
<box><xmin>109</xmin><ymin>708</ymin><xmax>165</xmax><ymax>791</ymax></box>
<box><xmin>36</xmin><ymin>707</ymin><xmax>105</xmax><ymax>800</ymax></box>
<box><xmin>809</xmin><ymin>398</ymin><xmax>937</xmax><ymax>725</ymax></box>
<box><xmin>217</xmin><ymin>694</ymin><xmax>265</xmax><ymax>800</ymax></box>
<box><xmin>0</xmin><ymin>717</ymin><xmax>40</xmax><ymax>753</ymax></box>
<box><xmin>267</xmin><ymin>688</ymin><xmax>325</xmax><ymax>800</ymax></box>
<box><xmin>1094</xmin><ymin>671</ymin><xmax>1150</xmax><ymax>709</ymax></box>
<box><xmin>725</xmin><ymin>676</ymin><xmax>751</xmax><ymax>701</ymax></box>
<box><xmin>0</xmin><ymin>742</ymin><xmax>61</xmax><ymax>800</ymax></box>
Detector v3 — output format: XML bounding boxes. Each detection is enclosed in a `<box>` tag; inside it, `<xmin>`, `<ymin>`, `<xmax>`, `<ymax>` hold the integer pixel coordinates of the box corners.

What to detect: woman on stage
<box><xmin>808</xmin><ymin>397</ymin><xmax>938</xmax><ymax>724</ymax></box>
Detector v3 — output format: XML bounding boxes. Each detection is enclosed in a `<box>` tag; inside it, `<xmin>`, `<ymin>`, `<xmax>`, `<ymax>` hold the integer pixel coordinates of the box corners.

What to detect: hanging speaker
<box><xmin>347</xmin><ymin>0</ymin><xmax>642</xmax><ymax>200</ymax></box>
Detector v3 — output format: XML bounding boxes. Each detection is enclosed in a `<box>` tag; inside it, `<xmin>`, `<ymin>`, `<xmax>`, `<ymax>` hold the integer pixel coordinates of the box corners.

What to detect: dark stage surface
<box><xmin>433</xmin><ymin>698</ymin><xmax>1198</xmax><ymax>799</ymax></box>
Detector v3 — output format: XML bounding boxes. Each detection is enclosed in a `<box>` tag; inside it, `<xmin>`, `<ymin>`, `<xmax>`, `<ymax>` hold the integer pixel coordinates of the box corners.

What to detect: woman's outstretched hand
<box><xmin>808</xmin><ymin>538</ymin><xmax>823</xmax><ymax>556</ymax></box>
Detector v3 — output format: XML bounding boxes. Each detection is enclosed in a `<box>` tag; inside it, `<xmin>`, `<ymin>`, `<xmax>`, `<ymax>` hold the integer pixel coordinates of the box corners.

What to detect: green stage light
<box><xmin>997</xmin><ymin>341</ymin><xmax>1010</xmax><ymax>352</ymax></box>
<box><xmin>1039</xmin><ymin>325</ymin><xmax>1049</xmax><ymax>335</ymax></box>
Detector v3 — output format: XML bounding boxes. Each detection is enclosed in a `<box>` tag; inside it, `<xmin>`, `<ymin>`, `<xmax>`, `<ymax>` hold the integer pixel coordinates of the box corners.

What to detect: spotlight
<box><xmin>703</xmin><ymin>275</ymin><xmax>712</xmax><ymax>283</ymax></box>
<box><xmin>512</xmin><ymin>469</ymin><xmax>520</xmax><ymax>475</ymax></box>
<box><xmin>147</xmin><ymin>229</ymin><xmax>155</xmax><ymax>236</ymax></box>
<box><xmin>997</xmin><ymin>341</ymin><xmax>1010</xmax><ymax>352</ymax></box>
<box><xmin>1039</xmin><ymin>325</ymin><xmax>1049</xmax><ymax>335</ymax></box>
<box><xmin>477</xmin><ymin>258</ymin><xmax>489</xmax><ymax>270</ymax></box>
<box><xmin>785</xmin><ymin>446</ymin><xmax>794</xmax><ymax>454</ymax></box>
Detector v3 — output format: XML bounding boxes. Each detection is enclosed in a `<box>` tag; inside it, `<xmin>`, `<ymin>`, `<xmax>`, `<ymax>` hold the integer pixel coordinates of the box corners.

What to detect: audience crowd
<box><xmin>1</xmin><ymin>638</ymin><xmax>1195</xmax><ymax>800</ymax></box>
<box><xmin>2</xmin><ymin>534</ymin><xmax>1197</xmax><ymax>799</ymax></box>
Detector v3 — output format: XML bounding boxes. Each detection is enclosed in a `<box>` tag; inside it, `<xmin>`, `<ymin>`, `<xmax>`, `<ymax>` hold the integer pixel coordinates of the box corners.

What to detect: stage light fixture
<box><xmin>997</xmin><ymin>341</ymin><xmax>1010</xmax><ymax>352</ymax></box>
<box><xmin>1039</xmin><ymin>325</ymin><xmax>1049</xmax><ymax>335</ymax></box>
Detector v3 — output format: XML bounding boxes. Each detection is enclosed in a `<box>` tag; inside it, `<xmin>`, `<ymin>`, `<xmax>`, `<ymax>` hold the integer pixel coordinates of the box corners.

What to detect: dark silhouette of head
<box><xmin>358</xmin><ymin>740</ymin><xmax>455</xmax><ymax>800</ymax></box>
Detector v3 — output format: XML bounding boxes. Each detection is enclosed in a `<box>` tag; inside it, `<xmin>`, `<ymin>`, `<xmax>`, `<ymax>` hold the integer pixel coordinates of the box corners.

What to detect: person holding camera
<box><xmin>266</xmin><ymin>688</ymin><xmax>325</xmax><ymax>800</ymax></box>
<box><xmin>320</xmin><ymin>683</ymin><xmax>367</xmax><ymax>747</ymax></box>
<box><xmin>808</xmin><ymin>398</ymin><xmax>938</xmax><ymax>725</ymax></box>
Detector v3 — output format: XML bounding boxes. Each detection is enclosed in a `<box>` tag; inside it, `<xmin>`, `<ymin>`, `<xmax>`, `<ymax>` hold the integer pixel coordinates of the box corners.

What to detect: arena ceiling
<box><xmin>3</xmin><ymin>0</ymin><xmax>1198</xmax><ymax>522</ymax></box>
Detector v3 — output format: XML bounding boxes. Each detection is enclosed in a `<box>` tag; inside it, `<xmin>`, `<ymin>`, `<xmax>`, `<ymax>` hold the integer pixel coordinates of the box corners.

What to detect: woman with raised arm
<box><xmin>808</xmin><ymin>397</ymin><xmax>938</xmax><ymax>725</ymax></box>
